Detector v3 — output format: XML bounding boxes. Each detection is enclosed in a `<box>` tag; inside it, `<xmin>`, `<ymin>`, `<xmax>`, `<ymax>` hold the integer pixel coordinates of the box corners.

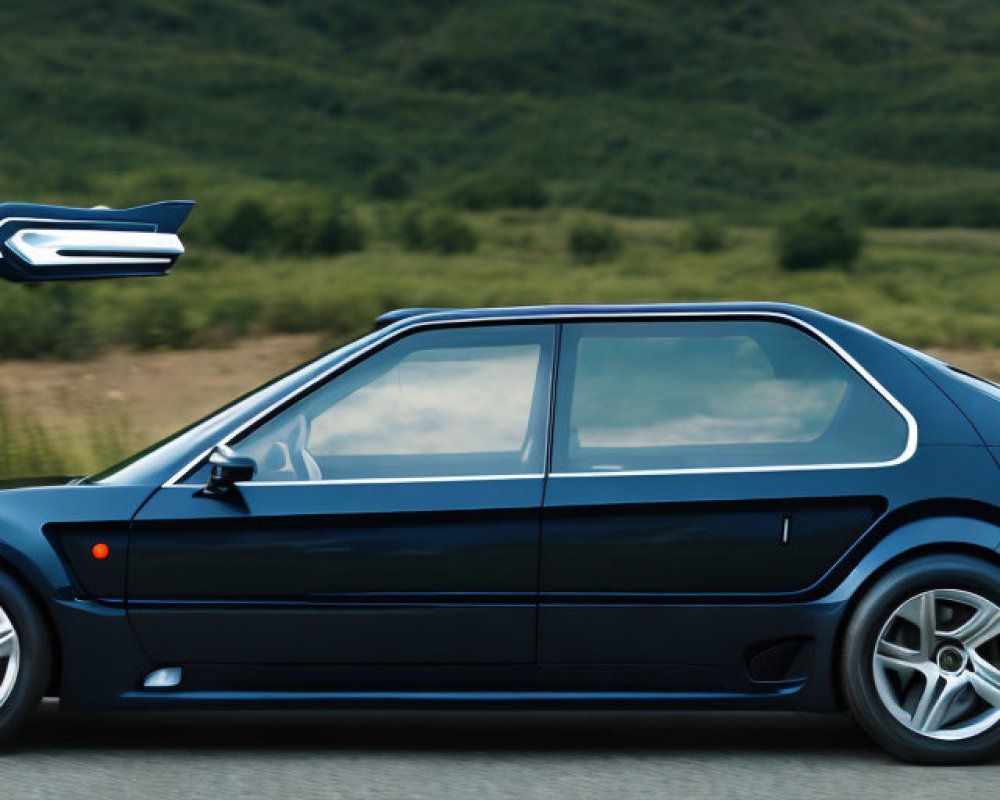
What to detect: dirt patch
<box><xmin>928</xmin><ymin>349</ymin><xmax>1000</xmax><ymax>381</ymax></box>
<box><xmin>0</xmin><ymin>334</ymin><xmax>325</xmax><ymax>456</ymax></box>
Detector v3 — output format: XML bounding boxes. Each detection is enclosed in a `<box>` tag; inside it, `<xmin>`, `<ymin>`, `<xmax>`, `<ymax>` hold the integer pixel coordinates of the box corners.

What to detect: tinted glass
<box><xmin>552</xmin><ymin>320</ymin><xmax>909</xmax><ymax>472</ymax></box>
<box><xmin>234</xmin><ymin>325</ymin><xmax>554</xmax><ymax>480</ymax></box>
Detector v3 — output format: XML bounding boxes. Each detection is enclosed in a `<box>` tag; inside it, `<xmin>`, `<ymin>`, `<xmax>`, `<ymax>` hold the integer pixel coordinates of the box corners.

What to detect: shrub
<box><xmin>423</xmin><ymin>211</ymin><xmax>478</xmax><ymax>254</ymax></box>
<box><xmin>213</xmin><ymin>197</ymin><xmax>273</xmax><ymax>253</ymax></box>
<box><xmin>314</xmin><ymin>202</ymin><xmax>367</xmax><ymax>254</ymax></box>
<box><xmin>271</xmin><ymin>201</ymin><xmax>320</xmax><ymax>256</ymax></box>
<box><xmin>367</xmin><ymin>164</ymin><xmax>412</xmax><ymax>201</ymax></box>
<box><xmin>581</xmin><ymin>182</ymin><xmax>659</xmax><ymax>217</ymax></box>
<box><xmin>214</xmin><ymin>197</ymin><xmax>366</xmax><ymax>256</ymax></box>
<box><xmin>399</xmin><ymin>206</ymin><xmax>427</xmax><ymax>250</ymax></box>
<box><xmin>678</xmin><ymin>216</ymin><xmax>728</xmax><ymax>253</ymax></box>
<box><xmin>567</xmin><ymin>219</ymin><xmax>623</xmax><ymax>264</ymax></box>
<box><xmin>0</xmin><ymin>285</ymin><xmax>98</xmax><ymax>360</ymax></box>
<box><xmin>857</xmin><ymin>189</ymin><xmax>1000</xmax><ymax>229</ymax></box>
<box><xmin>121</xmin><ymin>294</ymin><xmax>194</xmax><ymax>350</ymax></box>
<box><xmin>447</xmin><ymin>172</ymin><xmax>548</xmax><ymax>210</ymax></box>
<box><xmin>775</xmin><ymin>206</ymin><xmax>862</xmax><ymax>270</ymax></box>
<box><xmin>399</xmin><ymin>208</ymin><xmax>478</xmax><ymax>254</ymax></box>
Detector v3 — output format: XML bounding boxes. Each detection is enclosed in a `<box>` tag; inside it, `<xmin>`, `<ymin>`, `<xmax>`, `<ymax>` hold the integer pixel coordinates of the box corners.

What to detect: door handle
<box><xmin>780</xmin><ymin>515</ymin><xmax>791</xmax><ymax>546</ymax></box>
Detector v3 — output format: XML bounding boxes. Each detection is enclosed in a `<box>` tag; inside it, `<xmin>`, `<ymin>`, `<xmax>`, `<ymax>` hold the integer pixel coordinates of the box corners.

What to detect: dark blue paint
<box><xmin>1</xmin><ymin>302</ymin><xmax>1000</xmax><ymax>714</ymax></box>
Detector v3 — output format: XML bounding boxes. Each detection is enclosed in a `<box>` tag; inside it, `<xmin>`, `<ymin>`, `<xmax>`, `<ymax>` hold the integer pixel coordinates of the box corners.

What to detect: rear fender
<box><xmin>827</xmin><ymin>516</ymin><xmax>1000</xmax><ymax>604</ymax></box>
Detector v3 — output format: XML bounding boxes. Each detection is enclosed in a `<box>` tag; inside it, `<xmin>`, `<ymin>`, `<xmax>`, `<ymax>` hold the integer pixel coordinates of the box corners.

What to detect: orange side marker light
<box><xmin>91</xmin><ymin>542</ymin><xmax>110</xmax><ymax>560</ymax></box>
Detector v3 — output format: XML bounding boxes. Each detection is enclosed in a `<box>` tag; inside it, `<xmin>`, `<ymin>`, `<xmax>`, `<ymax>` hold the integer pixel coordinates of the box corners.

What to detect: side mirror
<box><xmin>199</xmin><ymin>445</ymin><xmax>256</xmax><ymax>500</ymax></box>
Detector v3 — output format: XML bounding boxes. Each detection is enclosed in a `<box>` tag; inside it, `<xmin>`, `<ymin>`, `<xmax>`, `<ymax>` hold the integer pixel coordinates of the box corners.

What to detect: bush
<box><xmin>121</xmin><ymin>294</ymin><xmax>194</xmax><ymax>350</ymax></box>
<box><xmin>213</xmin><ymin>197</ymin><xmax>273</xmax><ymax>253</ymax></box>
<box><xmin>775</xmin><ymin>206</ymin><xmax>862</xmax><ymax>270</ymax></box>
<box><xmin>399</xmin><ymin>206</ymin><xmax>427</xmax><ymax>250</ymax></box>
<box><xmin>581</xmin><ymin>182</ymin><xmax>659</xmax><ymax>217</ymax></box>
<box><xmin>271</xmin><ymin>201</ymin><xmax>320</xmax><ymax>256</ymax></box>
<box><xmin>399</xmin><ymin>208</ymin><xmax>478</xmax><ymax>254</ymax></box>
<box><xmin>857</xmin><ymin>189</ymin><xmax>1000</xmax><ymax>229</ymax></box>
<box><xmin>425</xmin><ymin>211</ymin><xmax>478</xmax><ymax>254</ymax></box>
<box><xmin>678</xmin><ymin>216</ymin><xmax>728</xmax><ymax>253</ymax></box>
<box><xmin>0</xmin><ymin>285</ymin><xmax>98</xmax><ymax>360</ymax></box>
<box><xmin>367</xmin><ymin>164</ymin><xmax>412</xmax><ymax>201</ymax></box>
<box><xmin>214</xmin><ymin>197</ymin><xmax>366</xmax><ymax>256</ymax></box>
<box><xmin>314</xmin><ymin>202</ymin><xmax>367</xmax><ymax>254</ymax></box>
<box><xmin>567</xmin><ymin>219</ymin><xmax>623</xmax><ymax>264</ymax></box>
<box><xmin>447</xmin><ymin>172</ymin><xmax>548</xmax><ymax>210</ymax></box>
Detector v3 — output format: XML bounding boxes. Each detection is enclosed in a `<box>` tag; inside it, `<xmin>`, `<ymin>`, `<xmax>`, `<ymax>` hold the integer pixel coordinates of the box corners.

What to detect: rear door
<box><xmin>539</xmin><ymin>317</ymin><xmax>914</xmax><ymax>665</ymax></box>
<box><xmin>128</xmin><ymin>323</ymin><xmax>555</xmax><ymax>665</ymax></box>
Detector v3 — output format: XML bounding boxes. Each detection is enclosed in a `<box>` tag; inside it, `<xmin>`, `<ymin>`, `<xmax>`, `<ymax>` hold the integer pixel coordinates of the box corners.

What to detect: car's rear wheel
<box><xmin>842</xmin><ymin>554</ymin><xmax>1000</xmax><ymax>763</ymax></box>
<box><xmin>0</xmin><ymin>571</ymin><xmax>50</xmax><ymax>744</ymax></box>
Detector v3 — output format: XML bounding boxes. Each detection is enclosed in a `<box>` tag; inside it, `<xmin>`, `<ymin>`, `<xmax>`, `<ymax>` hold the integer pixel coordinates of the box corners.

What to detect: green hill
<box><xmin>4</xmin><ymin>0</ymin><xmax>1000</xmax><ymax>222</ymax></box>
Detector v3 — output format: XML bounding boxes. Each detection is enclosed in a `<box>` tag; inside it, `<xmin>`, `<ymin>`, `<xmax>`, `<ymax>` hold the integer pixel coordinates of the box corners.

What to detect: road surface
<box><xmin>4</xmin><ymin>701</ymin><xmax>999</xmax><ymax>799</ymax></box>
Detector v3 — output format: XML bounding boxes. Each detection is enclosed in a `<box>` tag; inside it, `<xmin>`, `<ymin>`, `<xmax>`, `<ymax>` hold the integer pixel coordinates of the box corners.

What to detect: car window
<box><xmin>552</xmin><ymin>320</ymin><xmax>910</xmax><ymax>473</ymax></box>
<box><xmin>232</xmin><ymin>325</ymin><xmax>554</xmax><ymax>481</ymax></box>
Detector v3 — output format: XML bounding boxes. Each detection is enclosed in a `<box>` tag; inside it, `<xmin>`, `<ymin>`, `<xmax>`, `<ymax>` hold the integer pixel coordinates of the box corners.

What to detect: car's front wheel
<box><xmin>842</xmin><ymin>554</ymin><xmax>1000</xmax><ymax>763</ymax></box>
<box><xmin>0</xmin><ymin>570</ymin><xmax>50</xmax><ymax>743</ymax></box>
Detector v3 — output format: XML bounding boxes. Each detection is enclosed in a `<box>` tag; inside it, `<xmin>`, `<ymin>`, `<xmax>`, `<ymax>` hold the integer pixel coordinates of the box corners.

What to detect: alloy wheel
<box><xmin>0</xmin><ymin>605</ymin><xmax>20</xmax><ymax>709</ymax></box>
<box><xmin>873</xmin><ymin>588</ymin><xmax>1000</xmax><ymax>740</ymax></box>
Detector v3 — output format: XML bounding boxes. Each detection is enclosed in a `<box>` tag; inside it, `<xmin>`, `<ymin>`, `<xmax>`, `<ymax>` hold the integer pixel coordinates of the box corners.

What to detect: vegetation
<box><xmin>678</xmin><ymin>216</ymin><xmax>728</xmax><ymax>254</ymax></box>
<box><xmin>776</xmin><ymin>207</ymin><xmax>863</xmax><ymax>270</ymax></box>
<box><xmin>4</xmin><ymin>213</ymin><xmax>1000</xmax><ymax>478</ymax></box>
<box><xmin>447</xmin><ymin>172</ymin><xmax>549</xmax><ymax>211</ymax></box>
<box><xmin>567</xmin><ymin>218</ymin><xmax>623</xmax><ymax>264</ymax></box>
<box><xmin>6</xmin><ymin>2</ymin><xmax>1000</xmax><ymax>226</ymax></box>
<box><xmin>399</xmin><ymin>207</ymin><xmax>479</xmax><ymax>254</ymax></box>
<box><xmin>2</xmin><ymin>211</ymin><xmax>1000</xmax><ymax>360</ymax></box>
<box><xmin>367</xmin><ymin>164</ymin><xmax>413</xmax><ymax>202</ymax></box>
<box><xmin>6</xmin><ymin>0</ymin><xmax>1000</xmax><ymax>475</ymax></box>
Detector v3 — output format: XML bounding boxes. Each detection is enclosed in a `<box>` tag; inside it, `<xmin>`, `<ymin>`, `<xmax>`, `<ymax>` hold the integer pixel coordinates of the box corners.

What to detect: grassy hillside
<box><xmin>4</xmin><ymin>0</ymin><xmax>1000</xmax><ymax>222</ymax></box>
<box><xmin>1</xmin><ymin>1</ymin><xmax>1000</xmax><ymax>366</ymax></box>
<box><xmin>5</xmin><ymin>1</ymin><xmax>1000</xmax><ymax>476</ymax></box>
<box><xmin>3</xmin><ymin>213</ymin><xmax>1000</xmax><ymax>361</ymax></box>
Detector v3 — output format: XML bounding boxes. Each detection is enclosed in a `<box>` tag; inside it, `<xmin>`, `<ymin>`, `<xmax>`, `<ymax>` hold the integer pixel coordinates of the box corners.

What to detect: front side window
<box><xmin>233</xmin><ymin>325</ymin><xmax>554</xmax><ymax>481</ymax></box>
<box><xmin>552</xmin><ymin>320</ymin><xmax>910</xmax><ymax>473</ymax></box>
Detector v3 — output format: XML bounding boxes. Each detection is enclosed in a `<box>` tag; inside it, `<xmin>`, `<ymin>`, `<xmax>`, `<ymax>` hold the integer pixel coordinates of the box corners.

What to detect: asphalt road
<box><xmin>4</xmin><ymin>701</ymin><xmax>1000</xmax><ymax>799</ymax></box>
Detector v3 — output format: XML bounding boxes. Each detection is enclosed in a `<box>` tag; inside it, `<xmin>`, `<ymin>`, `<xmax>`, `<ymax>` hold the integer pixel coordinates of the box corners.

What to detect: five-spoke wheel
<box><xmin>844</xmin><ymin>555</ymin><xmax>1000</xmax><ymax>763</ymax></box>
<box><xmin>873</xmin><ymin>589</ymin><xmax>1000</xmax><ymax>740</ymax></box>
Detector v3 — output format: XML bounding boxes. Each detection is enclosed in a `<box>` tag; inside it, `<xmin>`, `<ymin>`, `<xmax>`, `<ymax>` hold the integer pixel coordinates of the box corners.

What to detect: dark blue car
<box><xmin>3</xmin><ymin>299</ymin><xmax>1000</xmax><ymax>763</ymax></box>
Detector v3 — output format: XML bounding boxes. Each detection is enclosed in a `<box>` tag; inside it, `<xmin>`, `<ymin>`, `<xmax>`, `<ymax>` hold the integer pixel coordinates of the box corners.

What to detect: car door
<box><xmin>538</xmin><ymin>317</ymin><xmax>915</xmax><ymax>664</ymax></box>
<box><xmin>128</xmin><ymin>323</ymin><xmax>555</xmax><ymax>665</ymax></box>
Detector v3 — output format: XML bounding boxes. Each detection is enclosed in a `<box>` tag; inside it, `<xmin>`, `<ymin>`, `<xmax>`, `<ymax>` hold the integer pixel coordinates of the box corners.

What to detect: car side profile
<box><xmin>3</xmin><ymin>299</ymin><xmax>1000</xmax><ymax>763</ymax></box>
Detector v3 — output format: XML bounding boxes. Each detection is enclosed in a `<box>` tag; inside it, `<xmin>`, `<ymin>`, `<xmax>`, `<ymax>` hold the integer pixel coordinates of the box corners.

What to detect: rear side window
<box><xmin>552</xmin><ymin>320</ymin><xmax>911</xmax><ymax>473</ymax></box>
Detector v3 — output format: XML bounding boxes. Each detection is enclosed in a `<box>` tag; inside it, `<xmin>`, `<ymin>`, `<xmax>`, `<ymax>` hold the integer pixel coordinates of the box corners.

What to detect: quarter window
<box><xmin>233</xmin><ymin>325</ymin><xmax>554</xmax><ymax>481</ymax></box>
<box><xmin>552</xmin><ymin>320</ymin><xmax>910</xmax><ymax>473</ymax></box>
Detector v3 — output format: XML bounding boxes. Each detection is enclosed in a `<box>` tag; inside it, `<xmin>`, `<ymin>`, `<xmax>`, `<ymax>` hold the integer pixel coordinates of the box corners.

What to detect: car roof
<box><xmin>375</xmin><ymin>302</ymin><xmax>835</xmax><ymax>328</ymax></box>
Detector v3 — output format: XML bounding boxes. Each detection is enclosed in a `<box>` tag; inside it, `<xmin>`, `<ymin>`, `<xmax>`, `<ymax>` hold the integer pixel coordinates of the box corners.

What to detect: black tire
<box><xmin>842</xmin><ymin>553</ymin><xmax>1000</xmax><ymax>764</ymax></box>
<box><xmin>0</xmin><ymin>570</ymin><xmax>51</xmax><ymax>744</ymax></box>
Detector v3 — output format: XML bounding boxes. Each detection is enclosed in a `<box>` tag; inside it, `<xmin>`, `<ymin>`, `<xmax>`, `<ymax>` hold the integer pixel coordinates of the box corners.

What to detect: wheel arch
<box><xmin>828</xmin><ymin>514</ymin><xmax>1000</xmax><ymax>709</ymax></box>
<box><xmin>0</xmin><ymin>549</ymin><xmax>61</xmax><ymax>696</ymax></box>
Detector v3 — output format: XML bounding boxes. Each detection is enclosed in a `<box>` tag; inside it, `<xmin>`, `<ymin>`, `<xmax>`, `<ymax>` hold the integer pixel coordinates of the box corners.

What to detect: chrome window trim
<box><xmin>170</xmin><ymin>473</ymin><xmax>545</xmax><ymax>489</ymax></box>
<box><xmin>163</xmin><ymin>310</ymin><xmax>918</xmax><ymax>487</ymax></box>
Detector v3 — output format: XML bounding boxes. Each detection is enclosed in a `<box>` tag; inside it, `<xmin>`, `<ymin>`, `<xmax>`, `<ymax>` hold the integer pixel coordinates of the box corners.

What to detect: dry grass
<box><xmin>0</xmin><ymin>334</ymin><xmax>323</xmax><ymax>476</ymax></box>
